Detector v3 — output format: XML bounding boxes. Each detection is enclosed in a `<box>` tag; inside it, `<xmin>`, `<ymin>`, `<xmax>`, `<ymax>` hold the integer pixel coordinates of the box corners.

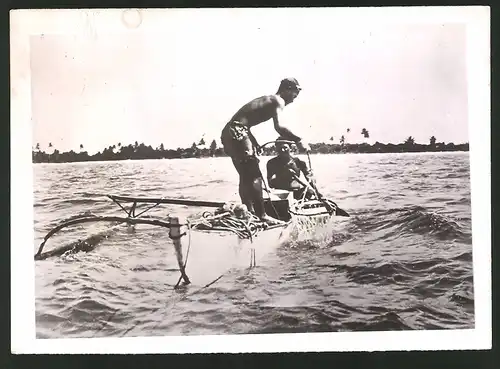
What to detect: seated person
<box><xmin>266</xmin><ymin>138</ymin><xmax>322</xmax><ymax>200</ymax></box>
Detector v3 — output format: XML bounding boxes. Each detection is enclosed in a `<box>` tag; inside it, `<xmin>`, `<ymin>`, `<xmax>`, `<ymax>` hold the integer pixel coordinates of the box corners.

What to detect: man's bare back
<box><xmin>230</xmin><ymin>95</ymin><xmax>285</xmax><ymax>128</ymax></box>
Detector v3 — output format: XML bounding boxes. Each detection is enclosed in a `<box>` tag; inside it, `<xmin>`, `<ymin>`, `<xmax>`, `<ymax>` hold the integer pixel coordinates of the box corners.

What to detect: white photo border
<box><xmin>10</xmin><ymin>6</ymin><xmax>491</xmax><ymax>354</ymax></box>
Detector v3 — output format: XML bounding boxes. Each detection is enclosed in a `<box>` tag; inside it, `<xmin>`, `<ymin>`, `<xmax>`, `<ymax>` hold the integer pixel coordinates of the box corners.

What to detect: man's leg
<box><xmin>234</xmin><ymin>157</ymin><xmax>263</xmax><ymax>216</ymax></box>
<box><xmin>240</xmin><ymin>157</ymin><xmax>284</xmax><ymax>224</ymax></box>
<box><xmin>223</xmin><ymin>124</ymin><xmax>256</xmax><ymax>210</ymax></box>
<box><xmin>248</xmin><ymin>175</ymin><xmax>265</xmax><ymax>219</ymax></box>
<box><xmin>222</xmin><ymin>124</ymin><xmax>283</xmax><ymax>224</ymax></box>
<box><xmin>238</xmin><ymin>176</ymin><xmax>255</xmax><ymax>214</ymax></box>
<box><xmin>223</xmin><ymin>127</ymin><xmax>251</xmax><ymax>212</ymax></box>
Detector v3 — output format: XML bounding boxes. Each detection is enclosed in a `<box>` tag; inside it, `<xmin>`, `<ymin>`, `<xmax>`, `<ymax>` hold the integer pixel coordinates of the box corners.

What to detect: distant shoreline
<box><xmin>32</xmin><ymin>141</ymin><xmax>469</xmax><ymax>164</ymax></box>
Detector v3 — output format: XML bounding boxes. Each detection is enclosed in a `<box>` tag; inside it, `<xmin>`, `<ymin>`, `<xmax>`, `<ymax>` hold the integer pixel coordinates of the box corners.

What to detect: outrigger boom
<box><xmin>107</xmin><ymin>194</ymin><xmax>226</xmax><ymax>208</ymax></box>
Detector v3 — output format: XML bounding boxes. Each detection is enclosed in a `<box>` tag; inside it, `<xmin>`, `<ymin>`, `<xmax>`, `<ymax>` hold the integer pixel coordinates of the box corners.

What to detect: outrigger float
<box><xmin>34</xmin><ymin>166</ymin><xmax>349</xmax><ymax>288</ymax></box>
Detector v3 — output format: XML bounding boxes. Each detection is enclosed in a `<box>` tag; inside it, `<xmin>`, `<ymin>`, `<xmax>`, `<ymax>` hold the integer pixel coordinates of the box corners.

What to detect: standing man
<box><xmin>221</xmin><ymin>78</ymin><xmax>310</xmax><ymax>225</ymax></box>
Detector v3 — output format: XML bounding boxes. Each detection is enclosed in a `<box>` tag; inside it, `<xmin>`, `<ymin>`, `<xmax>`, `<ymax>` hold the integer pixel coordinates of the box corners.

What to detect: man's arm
<box><xmin>271</xmin><ymin>106</ymin><xmax>310</xmax><ymax>152</ymax></box>
<box><xmin>247</xmin><ymin>128</ymin><xmax>261</xmax><ymax>154</ymax></box>
<box><xmin>297</xmin><ymin>158</ymin><xmax>322</xmax><ymax>197</ymax></box>
<box><xmin>266</xmin><ymin>159</ymin><xmax>276</xmax><ymax>186</ymax></box>
<box><xmin>297</xmin><ymin>159</ymin><xmax>314</xmax><ymax>182</ymax></box>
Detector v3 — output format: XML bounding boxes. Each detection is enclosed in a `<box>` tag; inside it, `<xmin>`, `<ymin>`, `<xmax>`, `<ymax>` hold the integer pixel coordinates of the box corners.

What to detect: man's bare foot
<box><xmin>259</xmin><ymin>214</ymin><xmax>286</xmax><ymax>226</ymax></box>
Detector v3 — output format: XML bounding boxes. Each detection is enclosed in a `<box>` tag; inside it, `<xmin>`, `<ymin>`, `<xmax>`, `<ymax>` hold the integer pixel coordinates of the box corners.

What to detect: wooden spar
<box><xmin>108</xmin><ymin>194</ymin><xmax>225</xmax><ymax>208</ymax></box>
<box><xmin>169</xmin><ymin>216</ymin><xmax>191</xmax><ymax>287</ymax></box>
<box><xmin>34</xmin><ymin>215</ymin><xmax>175</xmax><ymax>260</ymax></box>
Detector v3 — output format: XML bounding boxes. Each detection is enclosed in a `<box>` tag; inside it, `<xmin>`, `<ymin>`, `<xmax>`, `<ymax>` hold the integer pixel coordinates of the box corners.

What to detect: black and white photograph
<box><xmin>11</xmin><ymin>7</ymin><xmax>490</xmax><ymax>354</ymax></box>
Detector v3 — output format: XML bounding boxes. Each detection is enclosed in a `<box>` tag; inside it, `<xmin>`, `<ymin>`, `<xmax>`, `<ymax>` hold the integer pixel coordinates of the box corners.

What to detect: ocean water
<box><xmin>33</xmin><ymin>152</ymin><xmax>474</xmax><ymax>338</ymax></box>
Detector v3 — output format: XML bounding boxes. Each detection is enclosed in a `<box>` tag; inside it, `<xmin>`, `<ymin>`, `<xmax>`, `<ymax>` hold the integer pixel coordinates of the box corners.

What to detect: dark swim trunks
<box><xmin>221</xmin><ymin>121</ymin><xmax>262</xmax><ymax>180</ymax></box>
<box><xmin>221</xmin><ymin>121</ymin><xmax>254</xmax><ymax>157</ymax></box>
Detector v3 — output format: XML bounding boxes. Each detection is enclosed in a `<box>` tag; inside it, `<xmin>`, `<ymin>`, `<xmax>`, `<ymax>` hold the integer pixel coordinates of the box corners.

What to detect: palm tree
<box><xmin>210</xmin><ymin>139</ymin><xmax>217</xmax><ymax>150</ymax></box>
<box><xmin>361</xmin><ymin>128</ymin><xmax>370</xmax><ymax>139</ymax></box>
<box><xmin>404</xmin><ymin>136</ymin><xmax>415</xmax><ymax>145</ymax></box>
<box><xmin>209</xmin><ymin>139</ymin><xmax>217</xmax><ymax>157</ymax></box>
<box><xmin>190</xmin><ymin>142</ymin><xmax>198</xmax><ymax>157</ymax></box>
<box><xmin>340</xmin><ymin>135</ymin><xmax>345</xmax><ymax>146</ymax></box>
<box><xmin>79</xmin><ymin>144</ymin><xmax>84</xmax><ymax>151</ymax></box>
<box><xmin>48</xmin><ymin>142</ymin><xmax>53</xmax><ymax>148</ymax></box>
<box><xmin>429</xmin><ymin>136</ymin><xmax>436</xmax><ymax>146</ymax></box>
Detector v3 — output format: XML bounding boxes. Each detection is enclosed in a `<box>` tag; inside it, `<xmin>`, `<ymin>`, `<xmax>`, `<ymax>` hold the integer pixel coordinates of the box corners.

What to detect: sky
<box><xmin>29</xmin><ymin>10</ymin><xmax>469</xmax><ymax>154</ymax></box>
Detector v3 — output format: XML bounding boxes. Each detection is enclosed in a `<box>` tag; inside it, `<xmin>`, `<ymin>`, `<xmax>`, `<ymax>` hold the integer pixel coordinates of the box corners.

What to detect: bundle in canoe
<box><xmin>34</xmin><ymin>190</ymin><xmax>349</xmax><ymax>287</ymax></box>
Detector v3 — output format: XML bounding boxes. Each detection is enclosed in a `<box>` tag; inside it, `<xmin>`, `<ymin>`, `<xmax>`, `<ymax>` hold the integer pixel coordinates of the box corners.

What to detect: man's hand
<box><xmin>248</xmin><ymin>130</ymin><xmax>262</xmax><ymax>155</ymax></box>
<box><xmin>307</xmin><ymin>176</ymin><xmax>316</xmax><ymax>185</ymax></box>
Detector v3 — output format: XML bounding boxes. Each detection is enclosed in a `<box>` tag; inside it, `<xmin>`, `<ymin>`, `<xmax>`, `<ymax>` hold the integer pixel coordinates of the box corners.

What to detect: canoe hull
<box><xmin>173</xmin><ymin>223</ymin><xmax>291</xmax><ymax>286</ymax></box>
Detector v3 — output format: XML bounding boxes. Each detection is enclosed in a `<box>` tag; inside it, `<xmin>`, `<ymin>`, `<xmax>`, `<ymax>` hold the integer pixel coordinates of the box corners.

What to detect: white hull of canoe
<box><xmin>173</xmin><ymin>224</ymin><xmax>292</xmax><ymax>287</ymax></box>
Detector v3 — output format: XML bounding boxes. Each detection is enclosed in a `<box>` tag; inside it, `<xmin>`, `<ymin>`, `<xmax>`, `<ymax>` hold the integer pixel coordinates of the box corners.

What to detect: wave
<box><xmin>56</xmin><ymin>297</ymin><xmax>119</xmax><ymax>328</ymax></box>
<box><xmin>247</xmin><ymin>305</ymin><xmax>414</xmax><ymax>333</ymax></box>
<box><xmin>451</xmin><ymin>251</ymin><xmax>472</xmax><ymax>262</ymax></box>
<box><xmin>353</xmin><ymin>205</ymin><xmax>471</xmax><ymax>242</ymax></box>
<box><xmin>69</xmin><ymin>297</ymin><xmax>115</xmax><ymax>312</ymax></box>
<box><xmin>35</xmin><ymin>196</ymin><xmax>66</xmax><ymax>205</ymax></box>
<box><xmin>61</xmin><ymin>198</ymin><xmax>106</xmax><ymax>205</ymax></box>
<box><xmin>343</xmin><ymin>311</ymin><xmax>414</xmax><ymax>331</ymax></box>
<box><xmin>396</xmin><ymin>207</ymin><xmax>470</xmax><ymax>241</ymax></box>
<box><xmin>333</xmin><ymin>262</ymin><xmax>417</xmax><ymax>285</ymax></box>
<box><xmin>330</xmin><ymin>258</ymin><xmax>473</xmax><ymax>302</ymax></box>
<box><xmin>36</xmin><ymin>312</ymin><xmax>67</xmax><ymax>324</ymax></box>
<box><xmin>449</xmin><ymin>291</ymin><xmax>474</xmax><ymax>308</ymax></box>
<box><xmin>407</xmin><ymin>276</ymin><xmax>472</xmax><ymax>299</ymax></box>
<box><xmin>446</xmin><ymin>197</ymin><xmax>471</xmax><ymax>206</ymax></box>
<box><xmin>443</xmin><ymin>170</ymin><xmax>469</xmax><ymax>179</ymax></box>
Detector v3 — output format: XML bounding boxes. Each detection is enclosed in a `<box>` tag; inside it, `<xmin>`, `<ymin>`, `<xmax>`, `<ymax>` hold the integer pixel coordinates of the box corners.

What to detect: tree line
<box><xmin>32</xmin><ymin>130</ymin><xmax>469</xmax><ymax>164</ymax></box>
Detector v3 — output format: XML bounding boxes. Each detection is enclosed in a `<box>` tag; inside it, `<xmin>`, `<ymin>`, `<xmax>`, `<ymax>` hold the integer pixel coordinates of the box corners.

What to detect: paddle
<box><xmin>296</xmin><ymin>153</ymin><xmax>350</xmax><ymax>217</ymax></box>
<box><xmin>287</xmin><ymin>171</ymin><xmax>350</xmax><ymax>217</ymax></box>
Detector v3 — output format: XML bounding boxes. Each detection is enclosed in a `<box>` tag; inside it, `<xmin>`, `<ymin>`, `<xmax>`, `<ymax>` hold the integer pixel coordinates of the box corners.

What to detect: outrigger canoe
<box><xmin>34</xmin><ymin>189</ymin><xmax>349</xmax><ymax>288</ymax></box>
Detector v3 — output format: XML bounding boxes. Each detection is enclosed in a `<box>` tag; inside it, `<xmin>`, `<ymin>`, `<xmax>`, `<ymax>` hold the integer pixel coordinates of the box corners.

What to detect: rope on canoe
<box><xmin>186</xmin><ymin>206</ymin><xmax>272</xmax><ymax>242</ymax></box>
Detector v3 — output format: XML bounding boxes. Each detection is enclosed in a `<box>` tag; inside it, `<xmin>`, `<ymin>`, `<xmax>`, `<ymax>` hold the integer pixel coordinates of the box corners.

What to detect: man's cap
<box><xmin>279</xmin><ymin>77</ymin><xmax>302</xmax><ymax>91</ymax></box>
<box><xmin>276</xmin><ymin>136</ymin><xmax>295</xmax><ymax>148</ymax></box>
